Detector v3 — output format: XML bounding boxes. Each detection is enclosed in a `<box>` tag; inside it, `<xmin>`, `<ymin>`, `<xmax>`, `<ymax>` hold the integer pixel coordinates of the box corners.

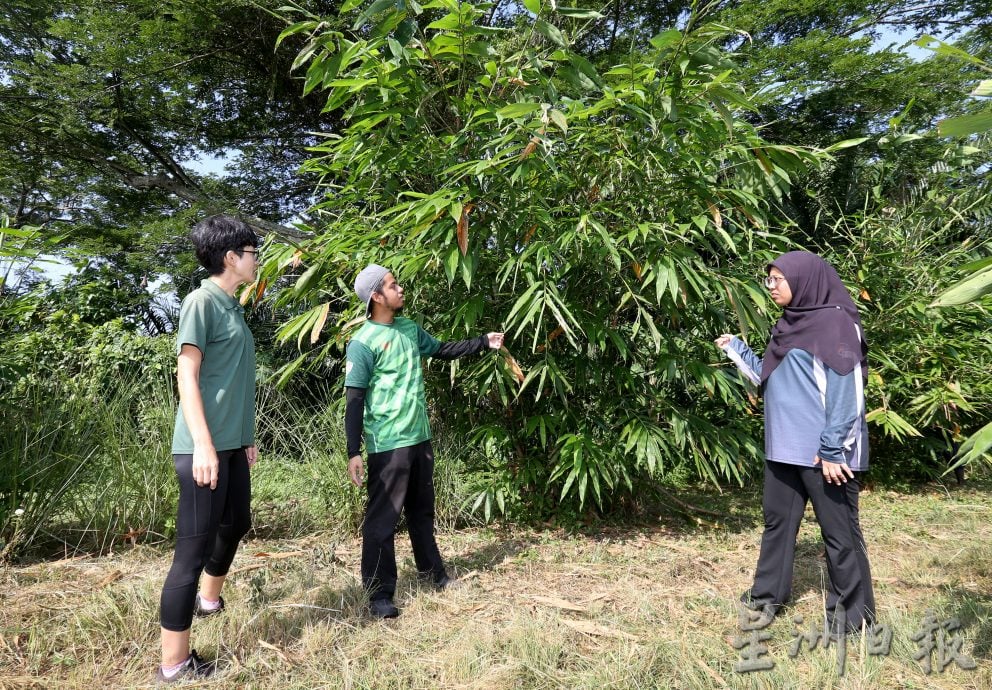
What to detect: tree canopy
<box><xmin>1</xmin><ymin>0</ymin><xmax>991</xmax><ymax>518</ymax></box>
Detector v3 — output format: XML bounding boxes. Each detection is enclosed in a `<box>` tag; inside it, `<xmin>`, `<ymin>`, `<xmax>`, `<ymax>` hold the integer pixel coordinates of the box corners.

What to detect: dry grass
<box><xmin>2</xmin><ymin>476</ymin><xmax>991</xmax><ymax>689</ymax></box>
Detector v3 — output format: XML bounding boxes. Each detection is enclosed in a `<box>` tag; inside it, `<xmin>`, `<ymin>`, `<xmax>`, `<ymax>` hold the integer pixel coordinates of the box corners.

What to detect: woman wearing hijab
<box><xmin>715</xmin><ymin>251</ymin><xmax>875</xmax><ymax>635</ymax></box>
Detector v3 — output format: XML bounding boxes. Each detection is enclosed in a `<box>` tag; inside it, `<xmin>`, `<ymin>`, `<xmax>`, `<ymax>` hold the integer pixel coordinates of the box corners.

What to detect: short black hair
<box><xmin>189</xmin><ymin>215</ymin><xmax>258</xmax><ymax>275</ymax></box>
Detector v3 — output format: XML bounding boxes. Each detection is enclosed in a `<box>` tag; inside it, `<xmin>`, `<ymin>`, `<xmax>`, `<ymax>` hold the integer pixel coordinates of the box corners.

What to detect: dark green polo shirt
<box><xmin>171</xmin><ymin>278</ymin><xmax>256</xmax><ymax>454</ymax></box>
<box><xmin>344</xmin><ymin>317</ymin><xmax>441</xmax><ymax>453</ymax></box>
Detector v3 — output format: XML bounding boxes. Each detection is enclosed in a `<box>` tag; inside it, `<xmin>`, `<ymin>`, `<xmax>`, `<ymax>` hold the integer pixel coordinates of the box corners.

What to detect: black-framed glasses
<box><xmin>763</xmin><ymin>275</ymin><xmax>787</xmax><ymax>289</ymax></box>
<box><xmin>239</xmin><ymin>248</ymin><xmax>261</xmax><ymax>260</ymax></box>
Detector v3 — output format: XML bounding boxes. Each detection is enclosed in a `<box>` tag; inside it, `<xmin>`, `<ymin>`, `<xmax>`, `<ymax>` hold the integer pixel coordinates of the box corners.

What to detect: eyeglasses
<box><xmin>763</xmin><ymin>275</ymin><xmax>787</xmax><ymax>289</ymax></box>
<box><xmin>239</xmin><ymin>248</ymin><xmax>261</xmax><ymax>261</ymax></box>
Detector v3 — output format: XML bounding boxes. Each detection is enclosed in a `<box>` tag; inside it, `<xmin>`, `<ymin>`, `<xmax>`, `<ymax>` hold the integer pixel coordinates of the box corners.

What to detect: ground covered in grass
<box><xmin>2</xmin><ymin>476</ymin><xmax>991</xmax><ymax>689</ymax></box>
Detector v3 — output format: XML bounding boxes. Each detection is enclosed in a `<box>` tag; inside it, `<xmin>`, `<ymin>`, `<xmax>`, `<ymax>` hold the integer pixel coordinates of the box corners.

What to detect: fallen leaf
<box><xmin>560</xmin><ymin>619</ymin><xmax>639</xmax><ymax>640</ymax></box>
<box><xmin>528</xmin><ymin>595</ymin><xmax>587</xmax><ymax>612</ymax></box>
<box><xmin>96</xmin><ymin>570</ymin><xmax>122</xmax><ymax>588</ymax></box>
<box><xmin>252</xmin><ymin>551</ymin><xmax>307</xmax><ymax>560</ymax></box>
<box><xmin>258</xmin><ymin>639</ymin><xmax>290</xmax><ymax>663</ymax></box>
<box><xmin>119</xmin><ymin>526</ymin><xmax>146</xmax><ymax>545</ymax></box>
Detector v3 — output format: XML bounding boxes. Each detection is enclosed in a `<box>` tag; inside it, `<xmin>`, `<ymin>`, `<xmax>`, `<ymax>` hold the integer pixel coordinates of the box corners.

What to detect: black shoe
<box><xmin>369</xmin><ymin>598</ymin><xmax>400</xmax><ymax>619</ymax></box>
<box><xmin>418</xmin><ymin>571</ymin><xmax>455</xmax><ymax>590</ymax></box>
<box><xmin>193</xmin><ymin>594</ymin><xmax>225</xmax><ymax>618</ymax></box>
<box><xmin>155</xmin><ymin>649</ymin><xmax>216</xmax><ymax>683</ymax></box>
<box><xmin>739</xmin><ymin>592</ymin><xmax>777</xmax><ymax>625</ymax></box>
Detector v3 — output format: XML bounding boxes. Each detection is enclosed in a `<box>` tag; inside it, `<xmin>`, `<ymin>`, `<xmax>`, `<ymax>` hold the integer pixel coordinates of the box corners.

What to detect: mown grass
<box><xmin>2</xmin><ymin>472</ymin><xmax>990</xmax><ymax>689</ymax></box>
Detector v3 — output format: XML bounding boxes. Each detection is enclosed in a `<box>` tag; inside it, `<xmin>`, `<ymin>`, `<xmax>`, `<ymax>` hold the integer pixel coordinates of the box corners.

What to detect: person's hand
<box><xmin>814</xmin><ymin>456</ymin><xmax>854</xmax><ymax>485</ymax></box>
<box><xmin>714</xmin><ymin>334</ymin><xmax>733</xmax><ymax>349</ymax></box>
<box><xmin>192</xmin><ymin>444</ymin><xmax>220</xmax><ymax>489</ymax></box>
<box><xmin>348</xmin><ymin>454</ymin><xmax>365</xmax><ymax>486</ymax></box>
<box><xmin>486</xmin><ymin>332</ymin><xmax>505</xmax><ymax>349</ymax></box>
<box><xmin>246</xmin><ymin>445</ymin><xmax>258</xmax><ymax>468</ymax></box>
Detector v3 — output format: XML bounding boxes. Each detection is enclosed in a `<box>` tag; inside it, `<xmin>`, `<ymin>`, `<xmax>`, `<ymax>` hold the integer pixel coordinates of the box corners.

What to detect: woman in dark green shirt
<box><xmin>156</xmin><ymin>215</ymin><xmax>259</xmax><ymax>683</ymax></box>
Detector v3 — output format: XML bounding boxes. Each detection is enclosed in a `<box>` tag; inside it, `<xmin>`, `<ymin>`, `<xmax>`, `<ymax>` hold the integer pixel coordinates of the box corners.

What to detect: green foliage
<box><xmin>265</xmin><ymin>1</ymin><xmax>841</xmax><ymax>519</ymax></box>
<box><xmin>814</xmin><ymin>186</ymin><xmax>992</xmax><ymax>481</ymax></box>
<box><xmin>0</xmin><ymin>318</ymin><xmax>179</xmax><ymax>560</ymax></box>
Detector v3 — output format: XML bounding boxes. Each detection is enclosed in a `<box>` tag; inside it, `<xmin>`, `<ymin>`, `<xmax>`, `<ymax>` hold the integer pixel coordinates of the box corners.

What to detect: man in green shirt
<box><xmin>345</xmin><ymin>264</ymin><xmax>503</xmax><ymax>618</ymax></box>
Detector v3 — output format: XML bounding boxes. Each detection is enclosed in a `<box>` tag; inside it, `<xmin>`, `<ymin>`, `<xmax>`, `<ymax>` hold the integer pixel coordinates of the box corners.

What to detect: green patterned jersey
<box><xmin>344</xmin><ymin>317</ymin><xmax>441</xmax><ymax>453</ymax></box>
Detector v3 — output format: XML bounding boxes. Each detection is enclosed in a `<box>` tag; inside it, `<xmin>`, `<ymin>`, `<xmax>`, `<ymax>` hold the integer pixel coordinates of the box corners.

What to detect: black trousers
<box><xmin>160</xmin><ymin>448</ymin><xmax>252</xmax><ymax>632</ymax></box>
<box><xmin>747</xmin><ymin>460</ymin><xmax>876</xmax><ymax>632</ymax></box>
<box><xmin>362</xmin><ymin>441</ymin><xmax>446</xmax><ymax>600</ymax></box>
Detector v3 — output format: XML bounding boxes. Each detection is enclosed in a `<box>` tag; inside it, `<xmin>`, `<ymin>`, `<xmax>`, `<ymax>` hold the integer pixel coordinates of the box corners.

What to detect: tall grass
<box><xmin>0</xmin><ymin>371</ymin><xmax>178</xmax><ymax>560</ymax></box>
<box><xmin>0</xmin><ymin>363</ymin><xmax>480</xmax><ymax>562</ymax></box>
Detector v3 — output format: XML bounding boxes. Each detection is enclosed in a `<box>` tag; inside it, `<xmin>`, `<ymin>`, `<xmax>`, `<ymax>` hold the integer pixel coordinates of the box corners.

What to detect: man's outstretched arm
<box><xmin>432</xmin><ymin>332</ymin><xmax>504</xmax><ymax>360</ymax></box>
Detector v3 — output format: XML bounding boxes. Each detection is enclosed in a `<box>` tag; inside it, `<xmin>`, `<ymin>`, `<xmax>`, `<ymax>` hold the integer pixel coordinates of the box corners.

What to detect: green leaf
<box><xmin>938</xmin><ymin>112</ymin><xmax>992</xmax><ymax>138</ymax></box>
<box><xmin>556</xmin><ymin>7</ymin><xmax>603</xmax><ymax>19</ymax></box>
<box><xmin>930</xmin><ymin>265</ymin><xmax>992</xmax><ymax>307</ymax></box>
<box><xmin>950</xmin><ymin>420</ymin><xmax>992</xmax><ymax>470</ymax></box>
<box><xmin>559</xmin><ymin>66</ymin><xmax>596</xmax><ymax>92</ymax></box>
<box><xmin>648</xmin><ymin>29</ymin><xmax>682</xmax><ymax>51</ymax></box>
<box><xmin>522</xmin><ymin>0</ymin><xmax>541</xmax><ymax>15</ymax></box>
<box><xmin>823</xmin><ymin>137</ymin><xmax>869</xmax><ymax>152</ymax></box>
<box><xmin>568</xmin><ymin>54</ymin><xmax>601</xmax><ymax>88</ymax></box>
<box><xmin>549</xmin><ymin>109</ymin><xmax>567</xmax><ymax>133</ymax></box>
<box><xmin>426</xmin><ymin>13</ymin><xmax>462</xmax><ymax>31</ymax></box>
<box><xmin>865</xmin><ymin>408</ymin><xmax>922</xmax><ymax>440</ymax></box>
<box><xmin>443</xmin><ymin>246</ymin><xmax>459</xmax><ymax>285</ymax></box>
<box><xmin>496</xmin><ymin>102</ymin><xmax>543</xmax><ymax>119</ymax></box>
<box><xmin>351</xmin><ymin>0</ymin><xmax>397</xmax><ymax>31</ymax></box>
<box><xmin>276</xmin><ymin>20</ymin><xmax>319</xmax><ymax>50</ymax></box>
<box><xmin>915</xmin><ymin>35</ymin><xmax>989</xmax><ymax>68</ymax></box>
<box><xmin>293</xmin><ymin>263</ymin><xmax>323</xmax><ymax>297</ymax></box>
<box><xmin>972</xmin><ymin>80</ymin><xmax>992</xmax><ymax>97</ymax></box>
<box><xmin>394</xmin><ymin>17</ymin><xmax>416</xmax><ymax>46</ymax></box>
<box><xmin>534</xmin><ymin>20</ymin><xmax>565</xmax><ymax>47</ymax></box>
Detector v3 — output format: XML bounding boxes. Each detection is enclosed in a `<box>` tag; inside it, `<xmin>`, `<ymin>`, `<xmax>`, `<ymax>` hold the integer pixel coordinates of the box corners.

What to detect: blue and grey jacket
<box><xmin>724</xmin><ymin>334</ymin><xmax>868</xmax><ymax>471</ymax></box>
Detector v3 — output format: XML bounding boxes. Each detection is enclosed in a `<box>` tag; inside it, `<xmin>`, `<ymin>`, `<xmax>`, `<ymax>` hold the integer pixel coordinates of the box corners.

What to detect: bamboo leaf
<box><xmin>930</xmin><ymin>265</ymin><xmax>992</xmax><ymax>307</ymax></box>
<box><xmin>310</xmin><ymin>302</ymin><xmax>331</xmax><ymax>344</ymax></box>
<box><xmin>938</xmin><ymin>112</ymin><xmax>992</xmax><ymax>138</ymax></box>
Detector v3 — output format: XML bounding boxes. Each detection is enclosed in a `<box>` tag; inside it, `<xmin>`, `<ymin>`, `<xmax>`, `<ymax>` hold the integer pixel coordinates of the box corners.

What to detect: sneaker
<box><xmin>155</xmin><ymin>649</ymin><xmax>216</xmax><ymax>683</ymax></box>
<box><xmin>369</xmin><ymin>598</ymin><xmax>400</xmax><ymax>619</ymax></box>
<box><xmin>193</xmin><ymin>594</ymin><xmax>225</xmax><ymax>618</ymax></box>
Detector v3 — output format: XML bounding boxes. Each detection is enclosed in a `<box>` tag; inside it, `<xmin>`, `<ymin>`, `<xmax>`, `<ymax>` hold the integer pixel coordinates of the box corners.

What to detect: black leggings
<box><xmin>159</xmin><ymin>448</ymin><xmax>252</xmax><ymax>632</ymax></box>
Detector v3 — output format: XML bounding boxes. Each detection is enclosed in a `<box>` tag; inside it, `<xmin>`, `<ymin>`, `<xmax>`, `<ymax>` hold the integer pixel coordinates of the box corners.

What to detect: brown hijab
<box><xmin>761</xmin><ymin>251</ymin><xmax>868</xmax><ymax>384</ymax></box>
